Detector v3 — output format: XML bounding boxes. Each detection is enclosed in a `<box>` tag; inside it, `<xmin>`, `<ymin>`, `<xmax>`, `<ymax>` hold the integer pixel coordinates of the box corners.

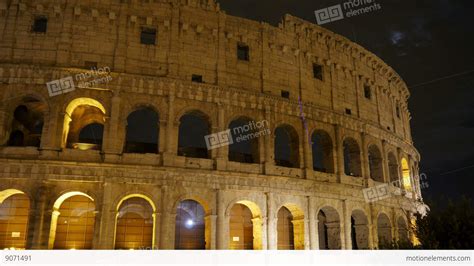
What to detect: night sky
<box><xmin>218</xmin><ymin>0</ymin><xmax>474</xmax><ymax>202</ymax></box>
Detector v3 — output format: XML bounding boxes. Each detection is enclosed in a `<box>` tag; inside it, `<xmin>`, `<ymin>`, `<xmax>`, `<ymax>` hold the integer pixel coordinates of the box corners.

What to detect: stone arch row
<box><xmin>1</xmin><ymin>95</ymin><xmax>418</xmax><ymax>188</ymax></box>
<box><xmin>0</xmin><ymin>188</ymin><xmax>411</xmax><ymax>250</ymax></box>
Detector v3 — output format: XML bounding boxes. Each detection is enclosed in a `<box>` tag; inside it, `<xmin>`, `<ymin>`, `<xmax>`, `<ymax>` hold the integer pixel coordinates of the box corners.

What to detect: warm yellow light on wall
<box><xmin>401</xmin><ymin>158</ymin><xmax>412</xmax><ymax>192</ymax></box>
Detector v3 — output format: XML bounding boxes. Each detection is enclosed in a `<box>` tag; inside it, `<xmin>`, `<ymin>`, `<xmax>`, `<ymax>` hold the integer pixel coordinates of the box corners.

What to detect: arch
<box><xmin>0</xmin><ymin>190</ymin><xmax>30</xmax><ymax>250</ymax></box>
<box><xmin>401</xmin><ymin>158</ymin><xmax>412</xmax><ymax>191</ymax></box>
<box><xmin>175</xmin><ymin>199</ymin><xmax>206</xmax><ymax>250</ymax></box>
<box><xmin>350</xmin><ymin>210</ymin><xmax>369</xmax><ymax>249</ymax></box>
<box><xmin>317</xmin><ymin>206</ymin><xmax>341</xmax><ymax>249</ymax></box>
<box><xmin>397</xmin><ymin>216</ymin><xmax>409</xmax><ymax>244</ymax></box>
<box><xmin>63</xmin><ymin>98</ymin><xmax>106</xmax><ymax>149</ymax></box>
<box><xmin>228</xmin><ymin>116</ymin><xmax>261</xmax><ymax>164</ymax></box>
<box><xmin>115</xmin><ymin>195</ymin><xmax>156</xmax><ymax>250</ymax></box>
<box><xmin>228</xmin><ymin>200</ymin><xmax>263</xmax><ymax>250</ymax></box>
<box><xmin>5</xmin><ymin>96</ymin><xmax>47</xmax><ymax>147</ymax></box>
<box><xmin>343</xmin><ymin>138</ymin><xmax>362</xmax><ymax>177</ymax></box>
<box><xmin>277</xmin><ymin>204</ymin><xmax>305</xmax><ymax>250</ymax></box>
<box><xmin>387</xmin><ymin>152</ymin><xmax>399</xmax><ymax>186</ymax></box>
<box><xmin>311</xmin><ymin>130</ymin><xmax>334</xmax><ymax>173</ymax></box>
<box><xmin>274</xmin><ymin>124</ymin><xmax>300</xmax><ymax>168</ymax></box>
<box><xmin>48</xmin><ymin>191</ymin><xmax>96</xmax><ymax>250</ymax></box>
<box><xmin>178</xmin><ymin>110</ymin><xmax>211</xmax><ymax>159</ymax></box>
<box><xmin>124</xmin><ymin>107</ymin><xmax>160</xmax><ymax>154</ymax></box>
<box><xmin>377</xmin><ymin>213</ymin><xmax>392</xmax><ymax>248</ymax></box>
<box><xmin>368</xmin><ymin>144</ymin><xmax>384</xmax><ymax>182</ymax></box>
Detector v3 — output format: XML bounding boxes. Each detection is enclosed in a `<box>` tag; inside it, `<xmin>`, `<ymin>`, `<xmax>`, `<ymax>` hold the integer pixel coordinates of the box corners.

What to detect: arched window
<box><xmin>175</xmin><ymin>200</ymin><xmax>205</xmax><ymax>250</ymax></box>
<box><xmin>311</xmin><ymin>130</ymin><xmax>334</xmax><ymax>173</ymax></box>
<box><xmin>124</xmin><ymin>108</ymin><xmax>159</xmax><ymax>154</ymax></box>
<box><xmin>228</xmin><ymin>117</ymin><xmax>260</xmax><ymax>164</ymax></box>
<box><xmin>0</xmin><ymin>191</ymin><xmax>30</xmax><ymax>250</ymax></box>
<box><xmin>274</xmin><ymin>125</ymin><xmax>299</xmax><ymax>168</ymax></box>
<box><xmin>115</xmin><ymin>197</ymin><xmax>154</xmax><ymax>250</ymax></box>
<box><xmin>343</xmin><ymin>138</ymin><xmax>362</xmax><ymax>177</ymax></box>
<box><xmin>6</xmin><ymin>97</ymin><xmax>46</xmax><ymax>147</ymax></box>
<box><xmin>178</xmin><ymin>111</ymin><xmax>211</xmax><ymax>159</ymax></box>
<box><xmin>401</xmin><ymin>158</ymin><xmax>412</xmax><ymax>191</ymax></box>
<box><xmin>388</xmin><ymin>152</ymin><xmax>399</xmax><ymax>186</ymax></box>
<box><xmin>377</xmin><ymin>213</ymin><xmax>392</xmax><ymax>248</ymax></box>
<box><xmin>317</xmin><ymin>207</ymin><xmax>341</xmax><ymax>249</ymax></box>
<box><xmin>64</xmin><ymin>98</ymin><xmax>106</xmax><ymax>150</ymax></box>
<box><xmin>350</xmin><ymin>210</ymin><xmax>369</xmax><ymax>249</ymax></box>
<box><xmin>277</xmin><ymin>207</ymin><xmax>294</xmax><ymax>250</ymax></box>
<box><xmin>397</xmin><ymin>217</ymin><xmax>409</xmax><ymax>244</ymax></box>
<box><xmin>53</xmin><ymin>195</ymin><xmax>96</xmax><ymax>250</ymax></box>
<box><xmin>368</xmin><ymin>145</ymin><xmax>383</xmax><ymax>182</ymax></box>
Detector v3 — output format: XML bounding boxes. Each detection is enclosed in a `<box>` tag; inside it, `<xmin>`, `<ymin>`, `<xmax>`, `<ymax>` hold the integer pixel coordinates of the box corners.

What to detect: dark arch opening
<box><xmin>124</xmin><ymin>107</ymin><xmax>159</xmax><ymax>154</ymax></box>
<box><xmin>368</xmin><ymin>145</ymin><xmax>384</xmax><ymax>182</ymax></box>
<box><xmin>228</xmin><ymin>117</ymin><xmax>260</xmax><ymax>164</ymax></box>
<box><xmin>274</xmin><ymin>125</ymin><xmax>299</xmax><ymax>168</ymax></box>
<box><xmin>178</xmin><ymin>111</ymin><xmax>211</xmax><ymax>159</ymax></box>
<box><xmin>6</xmin><ymin>98</ymin><xmax>46</xmax><ymax>147</ymax></box>
<box><xmin>388</xmin><ymin>152</ymin><xmax>399</xmax><ymax>186</ymax></box>
<box><xmin>75</xmin><ymin>123</ymin><xmax>104</xmax><ymax>150</ymax></box>
<box><xmin>343</xmin><ymin>138</ymin><xmax>362</xmax><ymax>177</ymax></box>
<box><xmin>311</xmin><ymin>130</ymin><xmax>334</xmax><ymax>173</ymax></box>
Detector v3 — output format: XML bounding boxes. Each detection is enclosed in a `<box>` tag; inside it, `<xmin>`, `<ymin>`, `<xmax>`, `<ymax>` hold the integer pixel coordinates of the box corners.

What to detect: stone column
<box><xmin>0</xmin><ymin>109</ymin><xmax>11</xmax><ymax>145</ymax></box>
<box><xmin>291</xmin><ymin>218</ymin><xmax>306</xmax><ymax>250</ymax></box>
<box><xmin>215</xmin><ymin>104</ymin><xmax>227</xmax><ymax>170</ymax></box>
<box><xmin>302</xmin><ymin>119</ymin><xmax>314</xmax><ymax>179</ymax></box>
<box><xmin>216</xmin><ymin>190</ymin><xmax>227</xmax><ymax>249</ymax></box>
<box><xmin>263</xmin><ymin>108</ymin><xmax>274</xmax><ymax>174</ymax></box>
<box><xmin>97</xmin><ymin>182</ymin><xmax>117</xmax><ymax>249</ymax></box>
<box><xmin>381</xmin><ymin>140</ymin><xmax>389</xmax><ymax>183</ymax></box>
<box><xmin>163</xmin><ymin>93</ymin><xmax>177</xmax><ymax>166</ymax></box>
<box><xmin>308</xmin><ymin>197</ymin><xmax>319</xmax><ymax>250</ymax></box>
<box><xmin>205</xmin><ymin>214</ymin><xmax>217</xmax><ymax>250</ymax></box>
<box><xmin>334</xmin><ymin>125</ymin><xmax>345</xmax><ymax>182</ymax></box>
<box><xmin>251</xmin><ymin>217</ymin><xmax>264</xmax><ymax>250</ymax></box>
<box><xmin>342</xmin><ymin>200</ymin><xmax>352</xmax><ymax>250</ymax></box>
<box><xmin>103</xmin><ymin>91</ymin><xmax>121</xmax><ymax>154</ymax></box>
<box><xmin>27</xmin><ymin>185</ymin><xmax>51</xmax><ymax>249</ymax></box>
<box><xmin>153</xmin><ymin>212</ymin><xmax>162</xmax><ymax>249</ymax></box>
<box><xmin>360</xmin><ymin>132</ymin><xmax>370</xmax><ymax>184</ymax></box>
<box><xmin>266</xmin><ymin>192</ymin><xmax>277</xmax><ymax>250</ymax></box>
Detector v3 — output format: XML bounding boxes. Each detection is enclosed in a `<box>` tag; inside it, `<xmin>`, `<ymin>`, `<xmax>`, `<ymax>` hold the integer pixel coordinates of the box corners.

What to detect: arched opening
<box><xmin>311</xmin><ymin>130</ymin><xmax>334</xmax><ymax>173</ymax></box>
<box><xmin>317</xmin><ymin>206</ymin><xmax>341</xmax><ymax>249</ymax></box>
<box><xmin>124</xmin><ymin>107</ymin><xmax>159</xmax><ymax>154</ymax></box>
<box><xmin>388</xmin><ymin>152</ymin><xmax>399</xmax><ymax>186</ymax></box>
<box><xmin>115</xmin><ymin>196</ymin><xmax>155</xmax><ymax>250</ymax></box>
<box><xmin>52</xmin><ymin>194</ymin><xmax>96</xmax><ymax>250</ymax></box>
<box><xmin>63</xmin><ymin>98</ymin><xmax>106</xmax><ymax>150</ymax></box>
<box><xmin>228</xmin><ymin>201</ymin><xmax>262</xmax><ymax>250</ymax></box>
<box><xmin>274</xmin><ymin>125</ymin><xmax>300</xmax><ymax>168</ymax></box>
<box><xmin>175</xmin><ymin>200</ymin><xmax>205</xmax><ymax>250</ymax></box>
<box><xmin>178</xmin><ymin>111</ymin><xmax>211</xmax><ymax>159</ymax></box>
<box><xmin>277</xmin><ymin>207</ymin><xmax>294</xmax><ymax>250</ymax></box>
<box><xmin>343</xmin><ymin>138</ymin><xmax>362</xmax><ymax>177</ymax></box>
<box><xmin>377</xmin><ymin>213</ymin><xmax>392</xmax><ymax>249</ymax></box>
<box><xmin>6</xmin><ymin>97</ymin><xmax>46</xmax><ymax>147</ymax></box>
<box><xmin>277</xmin><ymin>205</ymin><xmax>305</xmax><ymax>250</ymax></box>
<box><xmin>397</xmin><ymin>217</ymin><xmax>409</xmax><ymax>244</ymax></box>
<box><xmin>350</xmin><ymin>210</ymin><xmax>369</xmax><ymax>249</ymax></box>
<box><xmin>228</xmin><ymin>117</ymin><xmax>260</xmax><ymax>164</ymax></box>
<box><xmin>401</xmin><ymin>158</ymin><xmax>412</xmax><ymax>192</ymax></box>
<box><xmin>368</xmin><ymin>145</ymin><xmax>384</xmax><ymax>182</ymax></box>
<box><xmin>0</xmin><ymin>190</ymin><xmax>30</xmax><ymax>250</ymax></box>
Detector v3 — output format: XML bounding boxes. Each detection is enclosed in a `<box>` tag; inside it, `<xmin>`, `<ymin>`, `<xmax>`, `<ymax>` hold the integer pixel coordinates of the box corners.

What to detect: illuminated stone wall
<box><xmin>0</xmin><ymin>0</ymin><xmax>422</xmax><ymax>250</ymax></box>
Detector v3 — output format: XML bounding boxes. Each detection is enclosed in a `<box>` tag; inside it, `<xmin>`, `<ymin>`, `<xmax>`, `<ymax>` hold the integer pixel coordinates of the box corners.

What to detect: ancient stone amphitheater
<box><xmin>0</xmin><ymin>0</ymin><xmax>423</xmax><ymax>250</ymax></box>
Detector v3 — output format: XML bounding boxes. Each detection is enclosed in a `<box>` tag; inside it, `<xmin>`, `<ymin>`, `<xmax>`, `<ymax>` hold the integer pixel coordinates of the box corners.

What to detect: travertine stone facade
<box><xmin>0</xmin><ymin>0</ymin><xmax>423</xmax><ymax>250</ymax></box>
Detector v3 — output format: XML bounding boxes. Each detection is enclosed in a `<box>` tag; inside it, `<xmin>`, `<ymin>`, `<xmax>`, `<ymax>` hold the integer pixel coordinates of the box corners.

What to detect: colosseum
<box><xmin>0</xmin><ymin>0</ymin><xmax>424</xmax><ymax>250</ymax></box>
